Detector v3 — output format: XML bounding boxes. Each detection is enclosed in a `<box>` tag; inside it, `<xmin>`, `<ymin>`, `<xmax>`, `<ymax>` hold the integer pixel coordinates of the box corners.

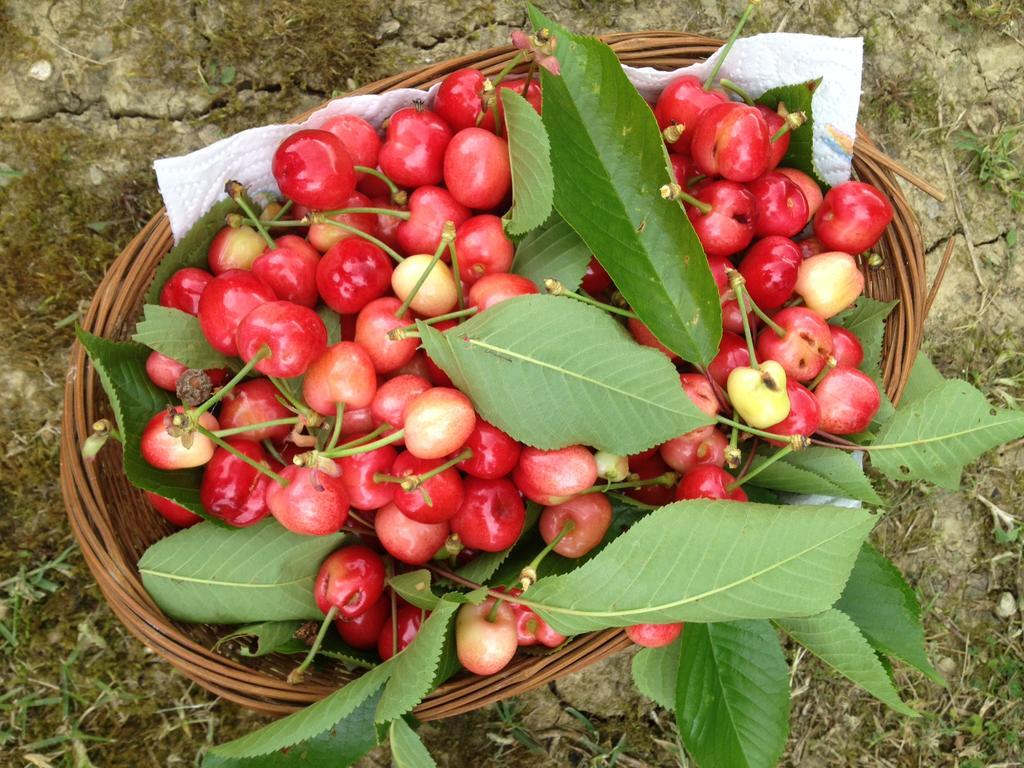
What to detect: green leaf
<box><xmin>833</xmin><ymin>297</ymin><xmax>897</xmax><ymax>421</ymax></box>
<box><xmin>138</xmin><ymin>519</ymin><xmax>343</xmax><ymax>623</ymax></box>
<box><xmin>631</xmin><ymin>637</ymin><xmax>681</xmax><ymax>710</ymax></box>
<box><xmin>747</xmin><ymin>447</ymin><xmax>882</xmax><ymax>505</ymax></box>
<box><xmin>520</xmin><ymin>499</ymin><xmax>876</xmax><ymax>634</ymax></box>
<box><xmin>511</xmin><ymin>212</ymin><xmax>591</xmax><ymax>292</ymax></box>
<box><xmin>528</xmin><ymin>6</ymin><xmax>721</xmax><ymax>365</ymax></box>
<box><xmin>318</xmin><ymin>305</ymin><xmax>343</xmax><ymax>346</ymax></box>
<box><xmin>221</xmin><ymin>621</ymin><xmax>304</xmax><ymax>657</ymax></box>
<box><xmin>776</xmin><ymin>609</ymin><xmax>918</xmax><ymax>716</ymax></box>
<box><xmin>501</xmin><ymin>88</ymin><xmax>554</xmax><ymax>236</ymax></box>
<box><xmin>204</xmin><ymin>687</ymin><xmax>382</xmax><ymax>768</ymax></box>
<box><xmin>899</xmin><ymin>351</ymin><xmax>945</xmax><ymax>405</ymax></box>
<box><xmin>375</xmin><ymin>598</ymin><xmax>459</xmax><ymax>724</ymax></box>
<box><xmin>418</xmin><ymin>295</ymin><xmax>712</xmax><ymax>454</ymax></box>
<box><xmin>388</xmin><ymin>570</ymin><xmax>440</xmax><ymax>611</ymax></box>
<box><xmin>676</xmin><ymin>621</ymin><xmax>790</xmax><ymax>768</ymax></box>
<box><xmin>76</xmin><ymin>328</ymin><xmax>212</xmax><ymax>519</ymax></box>
<box><xmin>869</xmin><ymin>379</ymin><xmax>1024</xmax><ymax>489</ymax></box>
<box><xmin>390</xmin><ymin>718</ymin><xmax>437</xmax><ymax>768</ymax></box>
<box><xmin>133</xmin><ymin>304</ymin><xmax>235</xmax><ymax>369</ymax></box>
<box><xmin>836</xmin><ymin>544</ymin><xmax>942</xmax><ymax>684</ymax></box>
<box><xmin>755</xmin><ymin>80</ymin><xmax>826</xmax><ymax>189</ymax></box>
<box><xmin>146</xmin><ymin>197</ymin><xmax>239</xmax><ymax>303</ymax></box>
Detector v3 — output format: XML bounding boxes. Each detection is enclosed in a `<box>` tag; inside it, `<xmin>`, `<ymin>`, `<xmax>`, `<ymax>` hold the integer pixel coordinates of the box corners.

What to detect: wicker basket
<box><xmin>60</xmin><ymin>32</ymin><xmax>937</xmax><ymax>721</ymax></box>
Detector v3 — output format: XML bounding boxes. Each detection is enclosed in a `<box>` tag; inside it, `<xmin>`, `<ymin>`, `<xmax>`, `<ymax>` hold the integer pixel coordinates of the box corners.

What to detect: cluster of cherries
<box><xmin>134</xmin><ymin>42</ymin><xmax>893</xmax><ymax>676</ymax></box>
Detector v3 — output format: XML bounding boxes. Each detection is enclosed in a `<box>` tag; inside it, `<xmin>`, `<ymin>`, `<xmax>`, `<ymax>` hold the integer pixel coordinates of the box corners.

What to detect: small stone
<box><xmin>995</xmin><ymin>591</ymin><xmax>1018</xmax><ymax>619</ymax></box>
<box><xmin>936</xmin><ymin>656</ymin><xmax>957</xmax><ymax>677</ymax></box>
<box><xmin>28</xmin><ymin>60</ymin><xmax>53</xmax><ymax>82</ymax></box>
<box><xmin>377</xmin><ymin>19</ymin><xmax>400</xmax><ymax>40</ymax></box>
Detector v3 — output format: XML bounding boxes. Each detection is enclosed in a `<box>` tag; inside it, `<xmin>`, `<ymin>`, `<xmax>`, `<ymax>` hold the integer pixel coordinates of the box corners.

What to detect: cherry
<box><xmin>755</xmin><ymin>105</ymin><xmax>789</xmax><ymax>170</ymax></box>
<box><xmin>207</xmin><ymin>225</ymin><xmax>266</xmax><ymax>273</ymax></box>
<box><xmin>307</xmin><ymin>191</ymin><xmax>379</xmax><ymax>253</ymax></box>
<box><xmin>369</xmin><ymin>196</ymin><xmax>405</xmax><ymax>248</ymax></box>
<box><xmin>378</xmin><ymin>603</ymin><xmax>425</xmax><ymax>661</ymax></box>
<box><xmin>251</xmin><ymin>244</ymin><xmax>319</xmax><ymax>308</ymax></box>
<box><xmin>691</xmin><ymin>102</ymin><xmax>771</xmax><ymax>182</ymax></box>
<box><xmin>160</xmin><ymin>267</ymin><xmax>213</xmax><ymax>316</ymax></box>
<box><xmin>498</xmin><ymin>587</ymin><xmax>565</xmax><ymax>648</ymax></box>
<box><xmin>402</xmin><ymin>387</ymin><xmax>477</xmax><ymax>460</ymax></box>
<box><xmin>595</xmin><ymin>450</ymin><xmax>629</xmax><ymax>482</ymax></box>
<box><xmin>708</xmin><ymin>331</ymin><xmax>751</xmax><ymax>387</ymax></box>
<box><xmin>449</xmin><ymin>477</ymin><xmax>525</xmax><ymax>552</ymax></box>
<box><xmin>141</xmin><ymin>408</ymin><xmax>219</xmax><ymax>470</ymax></box>
<box><xmin>764</xmin><ymin>380</ymin><xmax>821</xmax><ymax>445</ymax></box>
<box><xmin>197</xmin><ymin>269</ymin><xmax>276</xmax><ymax>356</ymax></box>
<box><xmin>302</xmin><ymin>341</ymin><xmax>378</xmax><ymax>415</ymax></box>
<box><xmin>580</xmin><ymin>257</ymin><xmax>612</xmax><ymax>296</ymax></box>
<box><xmin>680</xmin><ymin>372</ymin><xmax>721</xmax><ymax>420</ymax></box>
<box><xmin>200</xmin><ymin>439</ymin><xmax>274</xmax><ymax>527</ymax></box>
<box><xmin>443</xmin><ymin>128</ymin><xmax>512</xmax><ymax>210</ymax></box>
<box><xmin>145</xmin><ymin>351</ymin><xmax>226</xmax><ymax>393</ymax></box>
<box><xmin>455</xmin><ymin>215</ymin><xmax>514</xmax><ymax>286</ymax></box>
<box><xmin>391</xmin><ymin>254</ymin><xmax>459</xmax><ymax>317</ymax></box>
<box><xmin>374</xmin><ymin>502</ymin><xmax>449</xmax><ymax>565</ymax></box>
<box><xmin>317</xmin><ymin>237</ymin><xmax>393</xmax><ymax>315</ymax></box>
<box><xmin>457</xmin><ymin>419</ymin><xmax>521</xmax><ymax>480</ymax></box>
<box><xmin>395</xmin><ymin>186</ymin><xmax>470</xmax><ymax>256</ymax></box>
<box><xmin>314</xmin><ymin>545</ymin><xmax>386</xmax><ymax>620</ymax></box>
<box><xmin>497</xmin><ymin>78</ymin><xmax>542</xmax><ymax>117</ymax></box>
<box><xmin>336</xmin><ymin>594</ymin><xmax>388</xmax><ymax>650</ymax></box>
<box><xmin>814</xmin><ymin>366</ymin><xmax>881</xmax><ymax>434</ymax></box>
<box><xmin>794</xmin><ymin>251</ymin><xmax>865</xmax><ymax>319</ymax></box>
<box><xmin>354</xmin><ymin>297</ymin><xmax>418</xmax><ymax>373</ymax></box>
<box><xmin>276</xmin><ymin>234</ymin><xmax>320</xmax><ymax>262</ymax></box>
<box><xmin>813</xmin><ymin>181</ymin><xmax>894</xmax><ymax>254</ymax></box>
<box><xmin>434</xmin><ymin>68</ymin><xmax>490</xmax><ymax>131</ymax></box>
<box><xmin>675</xmin><ymin>466</ymin><xmax>747</xmax><ymax>501</ymax></box>
<box><xmin>272</xmin><ymin>129</ymin><xmax>356</xmax><ymax>210</ymax></box>
<box><xmin>266</xmin><ymin>464</ymin><xmax>350</xmax><ymax>536</ymax></box>
<box><xmin>796</xmin><ymin>234</ymin><xmax>828</xmax><ymax>260</ymax></box>
<box><xmin>391</xmin><ymin>451</ymin><xmax>465</xmax><ymax>523</ymax></box>
<box><xmin>144</xmin><ymin>491</ymin><xmax>202</xmax><ymax>528</ymax></box>
<box><xmin>776</xmin><ymin>168</ymin><xmax>823</xmax><ymax>221</ymax></box>
<box><xmin>371</xmin><ymin>374</ymin><xmax>431</xmax><ymax>436</ymax></box>
<box><xmin>392</xmin><ymin>352</ymin><xmax>434</xmax><ymax>381</ymax></box>
<box><xmin>539</xmin><ymin>494</ymin><xmax>612</xmax><ymax>558</ymax></box>
<box><xmin>336</xmin><ymin>441</ymin><xmax>397</xmax><ymax>511</ymax></box>
<box><xmin>685</xmin><ymin>180</ymin><xmax>758</xmax><ymax>258</ymax></box>
<box><xmin>660</xmin><ymin>427</ymin><xmax>728</xmax><ymax>474</ymax></box>
<box><xmin>746</xmin><ymin>172</ymin><xmax>809</xmax><ymax>239</ymax></box>
<box><xmin>218</xmin><ymin>379</ymin><xmax>294</xmax><ymax>442</ymax></box>
<box><xmin>669</xmin><ymin>153</ymin><xmax>697</xmax><ymax>188</ymax></box>
<box><xmin>341</xmin><ymin>406</ymin><xmax>375</xmax><ymax>438</ymax></box>
<box><xmin>829</xmin><ymin>326</ymin><xmax>864</xmax><ymax>368</ymax></box>
<box><xmin>319</xmin><ymin>114</ymin><xmax>381</xmax><ymax>182</ymax></box>
<box><xmin>653</xmin><ymin>75</ymin><xmax>728</xmax><ymax>156</ymax></box>
<box><xmin>626</xmin><ymin>452</ymin><xmax>677</xmax><ymax>506</ymax></box>
<box><xmin>721</xmin><ymin>297</ymin><xmax>756</xmax><ymax>337</ymax></box>
<box><xmin>756</xmin><ymin>307</ymin><xmax>834</xmax><ymax>383</ymax></box>
<box><xmin>513</xmin><ymin>445</ymin><xmax>597</xmax><ymax>505</ymax></box>
<box><xmin>236</xmin><ymin>301</ymin><xmax>327</xmax><ymax>378</ymax></box>
<box><xmin>627</xmin><ymin>317</ymin><xmax>679</xmax><ymax>361</ymax></box>
<box><xmin>456</xmin><ymin>599</ymin><xmax>518</xmax><ymax>675</ymax></box>
<box><xmin>378</xmin><ymin>106</ymin><xmax>452</xmax><ymax>188</ymax></box>
<box><xmin>738</xmin><ymin>236</ymin><xmax>803</xmax><ymax>310</ymax></box>
<box><xmin>467</xmin><ymin>273</ymin><xmax>539</xmax><ymax>312</ymax></box>
<box><xmin>626</xmin><ymin>623</ymin><xmax>683</xmax><ymax>648</ymax></box>
<box><xmin>727</xmin><ymin>361</ymin><xmax>791</xmax><ymax>429</ymax></box>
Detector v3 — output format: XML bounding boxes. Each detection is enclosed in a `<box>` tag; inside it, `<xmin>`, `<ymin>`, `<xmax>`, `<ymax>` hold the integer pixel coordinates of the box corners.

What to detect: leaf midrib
<box><xmin>139</xmin><ymin>569</ymin><xmax>310</xmax><ymax>590</ymax></box>
<box><xmin>871</xmin><ymin>412</ymin><xmax>1024</xmax><ymax>450</ymax></box>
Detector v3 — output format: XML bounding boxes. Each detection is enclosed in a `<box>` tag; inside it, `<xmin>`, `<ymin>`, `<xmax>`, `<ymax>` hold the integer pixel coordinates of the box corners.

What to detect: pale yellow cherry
<box><xmin>794</xmin><ymin>251</ymin><xmax>865</xmax><ymax>319</ymax></box>
<box><xmin>727</xmin><ymin>360</ymin><xmax>791</xmax><ymax>429</ymax></box>
<box><xmin>391</xmin><ymin>253</ymin><xmax>459</xmax><ymax>317</ymax></box>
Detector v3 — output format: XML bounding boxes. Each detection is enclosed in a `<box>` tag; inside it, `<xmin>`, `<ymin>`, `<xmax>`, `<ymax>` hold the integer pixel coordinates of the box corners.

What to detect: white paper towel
<box><xmin>155</xmin><ymin>32</ymin><xmax>863</xmax><ymax>243</ymax></box>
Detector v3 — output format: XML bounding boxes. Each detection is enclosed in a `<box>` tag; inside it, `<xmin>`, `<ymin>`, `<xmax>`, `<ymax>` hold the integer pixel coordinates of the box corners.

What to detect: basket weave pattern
<box><xmin>60</xmin><ymin>32</ymin><xmax>927</xmax><ymax>720</ymax></box>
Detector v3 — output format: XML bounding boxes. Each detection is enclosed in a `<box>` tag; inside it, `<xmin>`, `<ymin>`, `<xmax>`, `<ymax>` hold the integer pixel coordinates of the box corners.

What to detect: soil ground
<box><xmin>1</xmin><ymin>1</ymin><xmax>1022</xmax><ymax>766</ymax></box>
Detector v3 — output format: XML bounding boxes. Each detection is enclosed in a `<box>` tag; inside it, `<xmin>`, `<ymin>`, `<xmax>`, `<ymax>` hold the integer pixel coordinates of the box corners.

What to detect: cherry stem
<box><xmin>235</xmin><ymin>216</ymin><xmax>307</xmax><ymax>229</ymax></box>
<box><xmin>518</xmin><ymin>520</ymin><xmax>575</xmax><ymax>591</ymax></box>
<box><xmin>492</xmin><ymin>50</ymin><xmax>528</xmax><ymax>87</ymax></box>
<box><xmin>374</xmin><ymin>448</ymin><xmax>472</xmax><ymax>491</ymax></box>
<box><xmin>268</xmin><ymin>376</ymin><xmax>317</xmax><ymax>423</ymax></box>
<box><xmin>520</xmin><ymin>60</ymin><xmax>536</xmax><ymax>96</ymax></box>
<box><xmin>606</xmin><ymin>492</ymin><xmax>659</xmax><ymax>511</ymax></box>
<box><xmin>486</xmin><ymin>595</ymin><xmax>505</xmax><ymax>622</ymax></box>
<box><xmin>716</xmin><ymin>415</ymin><xmax>789</xmax><ymax>443</ymax></box>
<box><xmin>353</xmin><ymin>166</ymin><xmax>407</xmax><ymax>206</ymax></box>
<box><xmin>318</xmin><ymin>218</ymin><xmax>405</xmax><ymax>264</ymax></box>
<box><xmin>262</xmin><ymin>438</ymin><xmax>286</xmax><ymax>465</ymax></box>
<box><xmin>389</xmin><ymin>561</ymin><xmax>399</xmax><ymax>657</ymax></box>
<box><xmin>226</xmin><ymin>183</ymin><xmax>276</xmax><ymax>249</ymax></box>
<box><xmin>320</xmin><ymin>428</ymin><xmax>405</xmax><ymax>459</ymax></box>
<box><xmin>193</xmin><ymin>346</ymin><xmax>270</xmax><ymax>418</ymax></box>
<box><xmin>770</xmin><ymin>112</ymin><xmax>807</xmax><ymax>144</ymax></box>
<box><xmin>348</xmin><ymin>510</ymin><xmax>375</xmax><ymax>531</ymax></box>
<box><xmin>325</xmin><ymin>402</ymin><xmax>345</xmax><ymax>453</ymax></box>
<box><xmin>448</xmin><ymin>240</ymin><xmax>465</xmax><ymax>311</ymax></box>
<box><xmin>195</xmin><ymin>423</ymin><xmax>289</xmax><ymax>486</ymax></box>
<box><xmin>390</xmin><ymin>307</ymin><xmax>477</xmax><ymax>340</ymax></box>
<box><xmin>807</xmin><ymin>357</ymin><xmax>837</xmax><ymax>390</ymax></box>
<box><xmin>320</xmin><ymin>206</ymin><xmax>411</xmax><ymax>220</ymax></box>
<box><xmin>545</xmin><ymin>279</ymin><xmax>639</xmax><ymax>319</ymax></box>
<box><xmin>336</xmin><ymin>423</ymin><xmax>392</xmax><ymax>450</ymax></box>
<box><xmin>269</xmin><ymin>199</ymin><xmax>293</xmax><ymax>223</ymax></box>
<box><xmin>660</xmin><ymin>183</ymin><xmax>713</xmax><ymax>215</ymax></box>
<box><xmin>719</xmin><ymin>78</ymin><xmax>754</xmax><ymax>105</ymax></box>
<box><xmin>743</xmin><ymin>294</ymin><xmax>785</xmax><ymax>337</ymax></box>
<box><xmin>726</xmin><ymin>425</ymin><xmax>742</xmax><ymax>469</ymax></box>
<box><xmin>580</xmin><ymin>472</ymin><xmax>678</xmax><ymax>495</ymax></box>
<box><xmin>394</xmin><ymin>225</ymin><xmax>455</xmax><ymax>317</ymax></box>
<box><xmin>288</xmin><ymin>606</ymin><xmax>338</xmax><ymax>684</ymax></box>
<box><xmin>704</xmin><ymin>0</ymin><xmax>760</xmax><ymax>91</ymax></box>
<box><xmin>728</xmin><ymin>273</ymin><xmax>760</xmax><ymax>370</ymax></box>
<box><xmin>213</xmin><ymin>417</ymin><xmax>301</xmax><ymax>439</ymax></box>
<box><xmin>727</xmin><ymin>445</ymin><xmax>793</xmax><ymax>491</ymax></box>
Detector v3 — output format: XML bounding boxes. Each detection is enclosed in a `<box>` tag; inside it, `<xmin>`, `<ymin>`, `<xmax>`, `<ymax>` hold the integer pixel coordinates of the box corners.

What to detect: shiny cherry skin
<box><xmin>144</xmin><ymin>491</ymin><xmax>202</xmax><ymax>528</ymax></box>
<box><xmin>434</xmin><ymin>68</ymin><xmax>489</xmax><ymax>131</ymax></box>
<box><xmin>813</xmin><ymin>181</ymin><xmax>894</xmax><ymax>254</ymax></box>
<box><xmin>443</xmin><ymin>128</ymin><xmax>512</xmax><ymax>210</ymax></box>
<box><xmin>738</xmin><ymin>236</ymin><xmax>803</xmax><ymax>310</ymax></box>
<box><xmin>371</xmin><ymin>374</ymin><xmax>431</xmax><ymax>435</ymax></box>
<box><xmin>391</xmin><ymin>254</ymin><xmax>459</xmax><ymax>318</ymax></box>
<box><xmin>796</xmin><ymin>234</ymin><xmax>828</xmax><ymax>260</ymax></box>
<box><xmin>675</xmin><ymin>466</ymin><xmax>748</xmax><ymax>501</ymax></box>
<box><xmin>336</xmin><ymin>441</ymin><xmax>398</xmax><ymax>511</ymax></box>
<box><xmin>746</xmin><ymin>172</ymin><xmax>809</xmax><ymax>239</ymax></box>
<box><xmin>319</xmin><ymin>114</ymin><xmax>381</xmax><ymax>182</ymax></box>
<box><xmin>374</xmin><ymin>502</ymin><xmax>449</xmax><ymax>565</ymax></box>
<box><xmin>160</xmin><ymin>267</ymin><xmax>213</xmax><ymax>316</ymax></box>
<box><xmin>197</xmin><ymin>269</ymin><xmax>276</xmax><ymax>356</ymax></box>
<box><xmin>200</xmin><ymin>439</ymin><xmax>274</xmax><ymax>527</ymax></box>
<box><xmin>307</xmin><ymin>191</ymin><xmax>379</xmax><ymax>253</ymax></box>
<box><xmin>686</xmin><ymin>180</ymin><xmax>758</xmax><ymax>258</ymax></box>
<box><xmin>756</xmin><ymin>307</ymin><xmax>834</xmax><ymax>383</ymax></box>
<box><xmin>395</xmin><ymin>186</ymin><xmax>470</xmax><ymax>256</ymax></box>
<box><xmin>497</xmin><ymin>78</ymin><xmax>542</xmax><ymax>117</ymax></box>
<box><xmin>776</xmin><ymin>168</ymin><xmax>823</xmax><ymax>221</ymax></box>
<box><xmin>467</xmin><ymin>273</ymin><xmax>539</xmax><ymax>312</ymax></box>
<box><xmin>539</xmin><ymin>494</ymin><xmax>613</xmax><ymax>558</ymax></box>
<box><xmin>302</xmin><ymin>341</ymin><xmax>378</xmax><ymax>415</ymax></box>
<box><xmin>314</xmin><ymin>545</ymin><xmax>386</xmax><ymax>619</ymax></box>
<box><xmin>828</xmin><ymin>326</ymin><xmax>864</xmax><ymax>368</ymax></box>
<box><xmin>272</xmin><ymin>129</ymin><xmax>356</xmax><ymax>210</ymax></box>
<box><xmin>691</xmin><ymin>102</ymin><xmax>771</xmax><ymax>182</ymax></box>
<box><xmin>450</xmin><ymin>477</ymin><xmax>525</xmax><ymax>552</ymax></box>
<box><xmin>580</xmin><ymin>257</ymin><xmax>612</xmax><ymax>295</ymax></box>
<box><xmin>457</xmin><ymin>419</ymin><xmax>521</xmax><ymax>479</ymax></box>
<box><xmin>402</xmin><ymin>387</ymin><xmax>477</xmax><ymax>461</ymax></box>
<box><xmin>207</xmin><ymin>225</ymin><xmax>265</xmax><ymax>273</ymax></box>
<box><xmin>266</xmin><ymin>464</ymin><xmax>350</xmax><ymax>536</ymax></box>
<box><xmin>627</xmin><ymin>317</ymin><xmax>679</xmax><ymax>361</ymax></box>
<box><xmin>145</xmin><ymin>351</ymin><xmax>227</xmax><ymax>393</ymax></box>
<box><xmin>660</xmin><ymin>427</ymin><xmax>728</xmax><ymax>474</ymax></box>
<box><xmin>497</xmin><ymin>587</ymin><xmax>565</xmax><ymax>648</ymax></box>
<box><xmin>513</xmin><ymin>445</ymin><xmax>597</xmax><ymax>505</ymax></box>
<box><xmin>670</xmin><ymin>153</ymin><xmax>697</xmax><ymax>187</ymax></box>
<box><xmin>755</xmin><ymin>105</ymin><xmax>789</xmax><ymax>170</ymax></box>
<box><xmin>654</xmin><ymin>74</ymin><xmax>728</xmax><ymax>156</ymax></box>
<box><xmin>391</xmin><ymin>452</ymin><xmax>465</xmax><ymax>524</ymax></box>
<box><xmin>721</xmin><ymin>297</ymin><xmax>756</xmax><ymax>337</ymax></box>
<box><xmin>626</xmin><ymin>452</ymin><xmax>676</xmax><ymax>506</ymax></box>
<box><xmin>236</xmin><ymin>301</ymin><xmax>327</xmax><ymax>378</ymax></box>
<box><xmin>336</xmin><ymin>594</ymin><xmax>388</xmax><ymax>650</ymax></box>
<box><xmin>680</xmin><ymin>372</ymin><xmax>721</xmax><ymax>419</ymax></box>
<box><xmin>794</xmin><ymin>251</ymin><xmax>865</xmax><ymax>319</ymax></box>
<box><xmin>218</xmin><ymin>379</ymin><xmax>293</xmax><ymax>442</ymax></box>
<box><xmin>626</xmin><ymin>623</ymin><xmax>683</xmax><ymax>648</ymax></box>
<box><xmin>369</xmin><ymin>196</ymin><xmax>405</xmax><ymax>248</ymax></box>
<box><xmin>251</xmin><ymin>244</ymin><xmax>319</xmax><ymax>307</ymax></box>
<box><xmin>317</xmin><ymin>237</ymin><xmax>393</xmax><ymax>315</ymax></box>
<box><xmin>814</xmin><ymin>367</ymin><xmax>881</xmax><ymax>434</ymax></box>
<box><xmin>379</xmin><ymin>106</ymin><xmax>452</xmax><ymax>188</ymax></box>
<box><xmin>354</xmin><ymin>297</ymin><xmax>419</xmax><ymax>373</ymax></box>
<box><xmin>708</xmin><ymin>331</ymin><xmax>751</xmax><ymax>388</ymax></box>
<box><xmin>456</xmin><ymin>599</ymin><xmax>518</xmax><ymax>675</ymax></box>
<box><xmin>141</xmin><ymin>408</ymin><xmax>219</xmax><ymax>470</ymax></box>
<box><xmin>455</xmin><ymin>215</ymin><xmax>514</xmax><ymax>286</ymax></box>
<box><xmin>378</xmin><ymin>603</ymin><xmax>425</xmax><ymax>661</ymax></box>
<box><xmin>764</xmin><ymin>381</ymin><xmax>821</xmax><ymax>445</ymax></box>
<box><xmin>341</xmin><ymin>406</ymin><xmax>375</xmax><ymax>438</ymax></box>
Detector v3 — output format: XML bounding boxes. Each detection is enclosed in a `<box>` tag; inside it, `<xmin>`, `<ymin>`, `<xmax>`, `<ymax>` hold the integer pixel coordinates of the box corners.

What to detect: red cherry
<box><xmin>251</xmin><ymin>245</ymin><xmax>319</xmax><ymax>307</ymax></box>
<box><xmin>207</xmin><ymin>225</ymin><xmax>265</xmax><ymax>273</ymax></box>
<box><xmin>796</xmin><ymin>234</ymin><xmax>828</xmax><ymax>259</ymax></box>
<box><xmin>755</xmin><ymin>105</ymin><xmax>789</xmax><ymax>170</ymax></box>
<box><xmin>307</xmin><ymin>191</ymin><xmax>379</xmax><ymax>253</ymax></box>
<box><xmin>829</xmin><ymin>326</ymin><xmax>865</xmax><ymax>368</ymax></box>
<box><xmin>455</xmin><ymin>599</ymin><xmax>518</xmax><ymax>675</ymax></box>
<box><xmin>721</xmin><ymin>297</ymin><xmax>756</xmax><ymax>337</ymax></box>
<box><xmin>378</xmin><ymin>603</ymin><xmax>425</xmax><ymax>661</ymax></box>
<box><xmin>200</xmin><ymin>439</ymin><xmax>274</xmax><ymax>527</ymax></box>
<box><xmin>369</xmin><ymin>196</ymin><xmax>405</xmax><ymax>248</ymax></box>
<box><xmin>513</xmin><ymin>445</ymin><xmax>597</xmax><ymax>505</ymax></box>
<box><xmin>391</xmin><ymin>451</ymin><xmax>465</xmax><ymax>524</ymax></box>
<box><xmin>378</xmin><ymin>107</ymin><xmax>452</xmax><ymax>188</ymax></box>
<box><xmin>144</xmin><ymin>491</ymin><xmax>202</xmax><ymax>528</ymax></box>
<box><xmin>455</xmin><ymin>215</ymin><xmax>514</xmax><ymax>286</ymax></box>
<box><xmin>776</xmin><ymin>168</ymin><xmax>823</xmax><ymax>221</ymax></box>
<box><xmin>371</xmin><ymin>374</ymin><xmax>432</xmax><ymax>436</ymax></box>
<box><xmin>319</xmin><ymin>114</ymin><xmax>381</xmax><ymax>182</ymax></box>
<box><xmin>314</xmin><ymin>545</ymin><xmax>386</xmax><ymax>619</ymax></box>
<box><xmin>691</xmin><ymin>102</ymin><xmax>771</xmax><ymax>182</ymax></box>
<box><xmin>354</xmin><ymin>297</ymin><xmax>419</xmax><ymax>373</ymax></box>
<box><xmin>141</xmin><ymin>408</ymin><xmax>219</xmax><ymax>470</ymax></box>
<box><xmin>498</xmin><ymin>587</ymin><xmax>565</xmax><ymax>648</ymax></box>
<box><xmin>654</xmin><ymin>75</ymin><xmax>728</xmax><ymax>156</ymax></box>
<box><xmin>626</xmin><ymin>623</ymin><xmax>683</xmax><ymax>648</ymax></box>
<box><xmin>160</xmin><ymin>267</ymin><xmax>213</xmax><ymax>316</ymax></box>
<box><xmin>764</xmin><ymin>381</ymin><xmax>821</xmax><ymax>445</ymax></box>
<box><xmin>660</xmin><ymin>427</ymin><xmax>728</xmax><ymax>474</ymax></box>
<box><xmin>197</xmin><ymin>269</ymin><xmax>276</xmax><ymax>356</ymax></box>
<box><xmin>685</xmin><ymin>180</ymin><xmax>758</xmax><ymax>258</ymax></box>
<box><xmin>374</xmin><ymin>502</ymin><xmax>449</xmax><ymax>565</ymax></box>
<box><xmin>266</xmin><ymin>464</ymin><xmax>350</xmax><ymax>536</ymax></box>
<box><xmin>336</xmin><ymin>441</ymin><xmax>397</xmax><ymax>511</ymax></box>
<box><xmin>450</xmin><ymin>477</ymin><xmax>525</xmax><ymax>552</ymax></box>
<box><xmin>145</xmin><ymin>351</ymin><xmax>223</xmax><ymax>393</ymax></box>
<box><xmin>302</xmin><ymin>341</ymin><xmax>378</xmax><ymax>416</ymax></box>
<box><xmin>756</xmin><ymin>307</ymin><xmax>834</xmax><ymax>383</ymax></box>
<box><xmin>680</xmin><ymin>372</ymin><xmax>721</xmax><ymax>418</ymax></box>
<box><xmin>580</xmin><ymin>257</ymin><xmax>612</xmax><ymax>295</ymax></box>
<box><xmin>669</xmin><ymin>154</ymin><xmax>697</xmax><ymax>187</ymax></box>
<box><xmin>738</xmin><ymin>236</ymin><xmax>803</xmax><ymax>310</ymax></box>
<box><xmin>272</xmin><ymin>129</ymin><xmax>356</xmax><ymax>210</ymax></box>
<box><xmin>708</xmin><ymin>331</ymin><xmax>751</xmax><ymax>388</ymax></box>
<box><xmin>496</xmin><ymin>78</ymin><xmax>543</xmax><ymax>117</ymax></box>
<box><xmin>467</xmin><ymin>273</ymin><xmax>539</xmax><ymax>312</ymax></box>
<box><xmin>395</xmin><ymin>186</ymin><xmax>470</xmax><ymax>256</ymax></box>
<box><xmin>336</xmin><ymin>594</ymin><xmax>388</xmax><ymax>650</ymax></box>
<box><xmin>341</xmin><ymin>406</ymin><xmax>375</xmax><ymax>438</ymax></box>
<box><xmin>813</xmin><ymin>181</ymin><xmax>894</xmax><ymax>254</ymax></box>
<box><xmin>218</xmin><ymin>379</ymin><xmax>293</xmax><ymax>442</ymax></box>
<box><xmin>627</xmin><ymin>317</ymin><xmax>679</xmax><ymax>361</ymax></box>
<box><xmin>316</xmin><ymin>237</ymin><xmax>393</xmax><ymax>315</ymax></box>
<box><xmin>434</xmin><ymin>68</ymin><xmax>490</xmax><ymax>131</ymax></box>
<box><xmin>814</xmin><ymin>367</ymin><xmax>881</xmax><ymax>434</ymax></box>
<box><xmin>443</xmin><ymin>128</ymin><xmax>512</xmax><ymax>210</ymax></box>
<box><xmin>746</xmin><ymin>172</ymin><xmax>809</xmax><ymax>239</ymax></box>
<box><xmin>236</xmin><ymin>301</ymin><xmax>327</xmax><ymax>378</ymax></box>
<box><xmin>675</xmin><ymin>466</ymin><xmax>747</xmax><ymax>501</ymax></box>
<box><xmin>626</xmin><ymin>452</ymin><xmax>676</xmax><ymax>506</ymax></box>
<box><xmin>457</xmin><ymin>419</ymin><xmax>521</xmax><ymax>480</ymax></box>
<box><xmin>402</xmin><ymin>387</ymin><xmax>477</xmax><ymax>461</ymax></box>
<box><xmin>539</xmin><ymin>494</ymin><xmax>612</xmax><ymax>558</ymax></box>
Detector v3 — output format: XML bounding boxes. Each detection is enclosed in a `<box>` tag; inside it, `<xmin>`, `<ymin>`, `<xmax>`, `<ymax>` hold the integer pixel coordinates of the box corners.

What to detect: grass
<box><xmin>955</xmin><ymin>122</ymin><xmax>1024</xmax><ymax>213</ymax></box>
